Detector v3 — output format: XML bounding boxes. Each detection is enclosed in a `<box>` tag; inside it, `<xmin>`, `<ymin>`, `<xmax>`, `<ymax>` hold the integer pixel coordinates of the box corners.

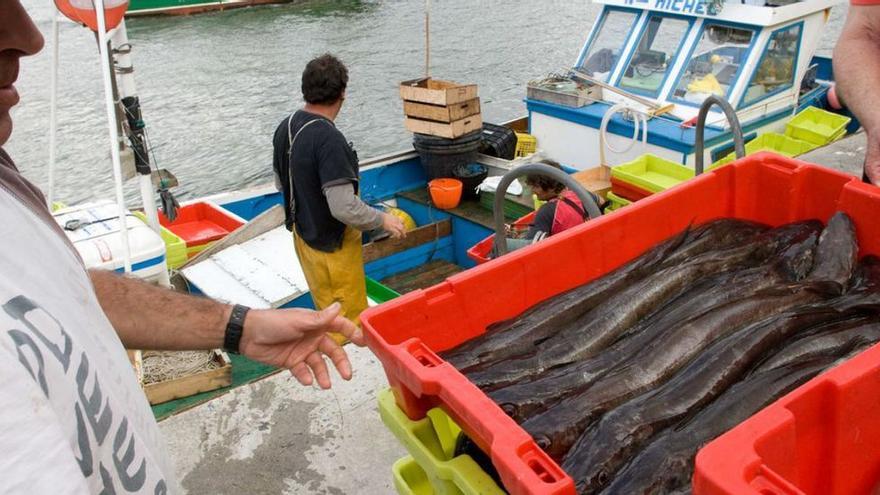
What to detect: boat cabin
<box><xmin>529</xmin><ymin>0</ymin><xmax>839</xmax><ymax>169</ymax></box>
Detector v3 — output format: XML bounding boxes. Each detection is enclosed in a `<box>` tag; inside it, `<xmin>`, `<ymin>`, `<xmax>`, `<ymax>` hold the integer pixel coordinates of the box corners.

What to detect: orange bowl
<box><xmin>428</xmin><ymin>178</ymin><xmax>464</xmax><ymax>210</ymax></box>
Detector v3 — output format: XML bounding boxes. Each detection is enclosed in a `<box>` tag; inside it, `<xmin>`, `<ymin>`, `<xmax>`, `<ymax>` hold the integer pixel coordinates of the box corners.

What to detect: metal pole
<box><xmin>47</xmin><ymin>15</ymin><xmax>60</xmax><ymax>208</ymax></box>
<box><xmin>95</xmin><ymin>0</ymin><xmax>133</xmax><ymax>274</ymax></box>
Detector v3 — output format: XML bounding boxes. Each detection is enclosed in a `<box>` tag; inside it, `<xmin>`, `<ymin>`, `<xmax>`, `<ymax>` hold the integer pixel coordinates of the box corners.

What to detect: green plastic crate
<box><xmin>378</xmin><ymin>390</ymin><xmax>506</xmax><ymax>495</ymax></box>
<box><xmin>479</xmin><ymin>190</ymin><xmax>534</xmax><ymax>220</ymax></box>
<box><xmin>784</xmin><ymin>106</ymin><xmax>851</xmax><ymax>146</ymax></box>
<box><xmin>132</xmin><ymin>211</ymin><xmax>187</xmax><ymax>269</ymax></box>
<box><xmin>611</xmin><ymin>154</ymin><xmax>694</xmax><ymax>194</ymax></box>
<box><xmin>712</xmin><ymin>133</ymin><xmax>818</xmax><ymax>168</ymax></box>
<box><xmin>605</xmin><ymin>190</ymin><xmax>632</xmax><ymax>212</ymax></box>
<box><xmin>393</xmin><ymin>457</ymin><xmax>433</xmax><ymax>495</ymax></box>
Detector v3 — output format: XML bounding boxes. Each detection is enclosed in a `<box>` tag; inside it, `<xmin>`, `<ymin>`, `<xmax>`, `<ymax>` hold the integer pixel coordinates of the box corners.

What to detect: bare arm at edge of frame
<box><xmin>88</xmin><ymin>269</ymin><xmax>364</xmax><ymax>389</ymax></box>
<box><xmin>834</xmin><ymin>5</ymin><xmax>880</xmax><ymax>184</ymax></box>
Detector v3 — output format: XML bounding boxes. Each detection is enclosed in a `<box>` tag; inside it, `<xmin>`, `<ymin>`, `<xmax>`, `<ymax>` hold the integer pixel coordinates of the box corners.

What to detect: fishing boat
<box><xmin>125</xmin><ymin>0</ymin><xmax>290</xmax><ymax>17</ymax></box>
<box><xmin>43</xmin><ymin>0</ymin><xmax>857</xmax><ymax>491</ymax></box>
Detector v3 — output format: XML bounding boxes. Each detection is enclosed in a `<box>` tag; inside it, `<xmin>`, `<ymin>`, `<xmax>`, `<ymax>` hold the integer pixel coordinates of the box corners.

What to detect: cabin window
<box><xmin>672</xmin><ymin>24</ymin><xmax>755</xmax><ymax>105</ymax></box>
<box><xmin>578</xmin><ymin>10</ymin><xmax>639</xmax><ymax>83</ymax></box>
<box><xmin>619</xmin><ymin>16</ymin><xmax>691</xmax><ymax>96</ymax></box>
<box><xmin>742</xmin><ymin>23</ymin><xmax>802</xmax><ymax>107</ymax></box>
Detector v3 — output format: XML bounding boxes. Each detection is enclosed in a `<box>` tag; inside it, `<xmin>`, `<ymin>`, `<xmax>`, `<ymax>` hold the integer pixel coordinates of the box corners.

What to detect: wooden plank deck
<box><xmin>380</xmin><ymin>260</ymin><xmax>464</xmax><ymax>295</ymax></box>
<box><xmin>399</xmin><ymin>188</ymin><xmax>506</xmax><ymax>229</ymax></box>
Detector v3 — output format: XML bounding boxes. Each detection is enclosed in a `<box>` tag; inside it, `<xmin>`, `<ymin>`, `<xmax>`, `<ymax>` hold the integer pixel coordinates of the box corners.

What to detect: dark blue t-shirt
<box><xmin>273</xmin><ymin>110</ymin><xmax>359</xmax><ymax>252</ymax></box>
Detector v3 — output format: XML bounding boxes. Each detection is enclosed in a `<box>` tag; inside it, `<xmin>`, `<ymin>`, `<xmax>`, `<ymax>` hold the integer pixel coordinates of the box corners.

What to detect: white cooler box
<box><xmin>54</xmin><ymin>201</ymin><xmax>167</xmax><ymax>282</ymax></box>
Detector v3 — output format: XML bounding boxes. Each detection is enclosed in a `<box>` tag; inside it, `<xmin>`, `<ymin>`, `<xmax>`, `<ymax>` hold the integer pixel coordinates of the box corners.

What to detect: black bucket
<box><xmin>413</xmin><ymin>131</ymin><xmax>482</xmax><ymax>180</ymax></box>
<box><xmin>452</xmin><ymin>163</ymin><xmax>488</xmax><ymax>201</ymax></box>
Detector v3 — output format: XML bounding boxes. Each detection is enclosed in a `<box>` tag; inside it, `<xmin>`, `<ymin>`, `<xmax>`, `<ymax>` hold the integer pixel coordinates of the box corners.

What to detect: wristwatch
<box><xmin>223</xmin><ymin>304</ymin><xmax>250</xmax><ymax>354</ymax></box>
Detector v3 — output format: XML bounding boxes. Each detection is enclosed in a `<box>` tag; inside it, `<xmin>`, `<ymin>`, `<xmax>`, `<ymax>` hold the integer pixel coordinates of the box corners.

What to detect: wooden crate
<box><xmin>405</xmin><ymin>114</ymin><xmax>483</xmax><ymax>139</ymax></box>
<box><xmin>572</xmin><ymin>165</ymin><xmax>612</xmax><ymax>199</ymax></box>
<box><xmin>134</xmin><ymin>349</ymin><xmax>233</xmax><ymax>405</ymax></box>
<box><xmin>400</xmin><ymin>78</ymin><xmax>478</xmax><ymax>106</ymax></box>
<box><xmin>403</xmin><ymin>98</ymin><xmax>481</xmax><ymax>123</ymax></box>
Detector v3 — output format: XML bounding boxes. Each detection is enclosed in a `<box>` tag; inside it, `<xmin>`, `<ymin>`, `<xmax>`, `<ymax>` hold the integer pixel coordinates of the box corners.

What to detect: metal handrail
<box><xmin>694</xmin><ymin>95</ymin><xmax>746</xmax><ymax>175</ymax></box>
<box><xmin>493</xmin><ymin>163</ymin><xmax>602</xmax><ymax>255</ymax></box>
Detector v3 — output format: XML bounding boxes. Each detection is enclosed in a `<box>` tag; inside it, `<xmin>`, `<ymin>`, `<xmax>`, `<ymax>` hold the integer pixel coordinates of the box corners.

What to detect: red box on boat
<box><xmin>158</xmin><ymin>202</ymin><xmax>244</xmax><ymax>251</ymax></box>
<box><xmin>610</xmin><ymin>176</ymin><xmax>653</xmax><ymax>201</ymax></box>
<box><xmin>467</xmin><ymin>211</ymin><xmax>537</xmax><ymax>265</ymax></box>
<box><xmin>361</xmin><ymin>153</ymin><xmax>880</xmax><ymax>495</ymax></box>
<box><xmin>693</xmin><ymin>335</ymin><xmax>880</xmax><ymax>494</ymax></box>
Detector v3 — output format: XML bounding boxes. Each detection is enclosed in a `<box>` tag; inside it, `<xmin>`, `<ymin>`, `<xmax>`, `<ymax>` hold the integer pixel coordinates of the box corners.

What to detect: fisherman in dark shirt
<box><xmin>273</xmin><ymin>54</ymin><xmax>405</xmax><ymax>340</ymax></box>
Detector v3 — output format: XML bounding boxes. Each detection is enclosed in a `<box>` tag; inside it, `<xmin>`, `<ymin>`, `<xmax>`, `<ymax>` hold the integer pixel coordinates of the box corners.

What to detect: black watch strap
<box><xmin>223</xmin><ymin>304</ymin><xmax>250</xmax><ymax>354</ymax></box>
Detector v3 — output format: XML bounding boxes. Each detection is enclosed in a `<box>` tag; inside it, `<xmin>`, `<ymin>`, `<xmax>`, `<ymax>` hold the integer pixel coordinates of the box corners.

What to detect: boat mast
<box><xmin>47</xmin><ymin>14</ymin><xmax>60</xmax><ymax>208</ymax></box>
<box><xmin>94</xmin><ymin>0</ymin><xmax>133</xmax><ymax>274</ymax></box>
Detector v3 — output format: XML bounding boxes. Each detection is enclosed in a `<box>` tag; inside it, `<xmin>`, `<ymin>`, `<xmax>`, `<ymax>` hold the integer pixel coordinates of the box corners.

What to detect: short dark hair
<box><xmin>301</xmin><ymin>54</ymin><xmax>348</xmax><ymax>105</ymax></box>
<box><xmin>525</xmin><ymin>160</ymin><xmax>565</xmax><ymax>194</ymax></box>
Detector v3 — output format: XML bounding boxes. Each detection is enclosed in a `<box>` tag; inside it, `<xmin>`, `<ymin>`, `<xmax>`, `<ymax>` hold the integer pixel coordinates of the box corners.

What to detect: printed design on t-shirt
<box><xmin>3</xmin><ymin>295</ymin><xmax>167</xmax><ymax>494</ymax></box>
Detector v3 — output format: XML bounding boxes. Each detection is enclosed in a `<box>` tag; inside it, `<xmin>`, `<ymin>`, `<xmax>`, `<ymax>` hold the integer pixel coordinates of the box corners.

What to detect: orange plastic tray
<box><xmin>361</xmin><ymin>153</ymin><xmax>880</xmax><ymax>495</ymax></box>
<box><xmin>158</xmin><ymin>202</ymin><xmax>244</xmax><ymax>248</ymax></box>
<box><xmin>694</xmin><ymin>332</ymin><xmax>880</xmax><ymax>494</ymax></box>
<box><xmin>467</xmin><ymin>211</ymin><xmax>537</xmax><ymax>265</ymax></box>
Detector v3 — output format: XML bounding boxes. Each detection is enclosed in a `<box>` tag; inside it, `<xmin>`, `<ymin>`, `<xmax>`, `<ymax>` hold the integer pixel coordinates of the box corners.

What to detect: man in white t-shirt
<box><xmin>0</xmin><ymin>2</ymin><xmax>364</xmax><ymax>493</ymax></box>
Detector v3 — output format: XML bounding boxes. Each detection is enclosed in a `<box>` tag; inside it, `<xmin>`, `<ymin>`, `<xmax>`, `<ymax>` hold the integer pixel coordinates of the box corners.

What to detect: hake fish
<box><xmin>444</xmin><ymin>219</ymin><xmax>767</xmax><ymax>373</ymax></box>
<box><xmin>523</xmin><ymin>215</ymin><xmax>854</xmax><ymax>460</ymax></box>
<box><xmin>490</xmin><ymin>225</ymin><xmax>820</xmax><ymax>422</ymax></box>
<box><xmin>467</xmin><ymin>221</ymin><xmax>820</xmax><ymax>392</ymax></box>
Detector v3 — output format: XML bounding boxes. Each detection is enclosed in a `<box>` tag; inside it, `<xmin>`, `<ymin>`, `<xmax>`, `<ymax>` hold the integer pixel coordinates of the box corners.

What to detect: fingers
<box><xmin>306</xmin><ymin>351</ymin><xmax>332</xmax><ymax>389</ymax></box>
<box><xmin>319</xmin><ymin>334</ymin><xmax>353</xmax><ymax>380</ymax></box>
<box><xmin>291</xmin><ymin>361</ymin><xmax>314</xmax><ymax>387</ymax></box>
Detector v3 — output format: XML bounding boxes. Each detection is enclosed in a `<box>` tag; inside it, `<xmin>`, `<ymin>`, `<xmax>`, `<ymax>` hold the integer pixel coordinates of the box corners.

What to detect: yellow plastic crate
<box><xmin>605</xmin><ymin>190</ymin><xmax>632</xmax><ymax>212</ymax></box>
<box><xmin>515</xmin><ymin>132</ymin><xmax>537</xmax><ymax>158</ymax></box>
<box><xmin>611</xmin><ymin>154</ymin><xmax>694</xmax><ymax>193</ymax></box>
<box><xmin>712</xmin><ymin>133</ymin><xmax>818</xmax><ymax>169</ymax></box>
<box><xmin>186</xmin><ymin>241</ymin><xmax>215</xmax><ymax>259</ymax></box>
<box><xmin>784</xmin><ymin>107</ymin><xmax>851</xmax><ymax>147</ymax></box>
<box><xmin>378</xmin><ymin>390</ymin><xmax>506</xmax><ymax>495</ymax></box>
<box><xmin>132</xmin><ymin>211</ymin><xmax>188</xmax><ymax>269</ymax></box>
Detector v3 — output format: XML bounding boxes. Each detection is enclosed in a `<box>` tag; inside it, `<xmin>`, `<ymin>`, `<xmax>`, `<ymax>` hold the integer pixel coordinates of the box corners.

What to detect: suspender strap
<box><xmin>285</xmin><ymin>116</ymin><xmax>327</xmax><ymax>218</ymax></box>
<box><xmin>559</xmin><ymin>196</ymin><xmax>589</xmax><ymax>221</ymax></box>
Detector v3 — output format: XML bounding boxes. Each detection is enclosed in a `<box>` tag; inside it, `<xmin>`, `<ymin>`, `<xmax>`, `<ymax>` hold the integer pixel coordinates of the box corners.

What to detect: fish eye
<box><xmin>536</xmin><ymin>435</ymin><xmax>551</xmax><ymax>450</ymax></box>
<box><xmin>596</xmin><ymin>470</ymin><xmax>609</xmax><ymax>485</ymax></box>
<box><xmin>501</xmin><ymin>403</ymin><xmax>517</xmax><ymax>416</ymax></box>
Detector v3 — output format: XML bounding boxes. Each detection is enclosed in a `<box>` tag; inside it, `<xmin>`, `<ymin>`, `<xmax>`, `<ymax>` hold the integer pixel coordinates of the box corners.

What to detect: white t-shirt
<box><xmin>0</xmin><ymin>186</ymin><xmax>176</xmax><ymax>493</ymax></box>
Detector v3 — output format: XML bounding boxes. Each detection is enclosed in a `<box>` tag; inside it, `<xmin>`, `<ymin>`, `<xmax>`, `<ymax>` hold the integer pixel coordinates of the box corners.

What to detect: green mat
<box><xmin>151</xmin><ymin>277</ymin><xmax>400</xmax><ymax>421</ymax></box>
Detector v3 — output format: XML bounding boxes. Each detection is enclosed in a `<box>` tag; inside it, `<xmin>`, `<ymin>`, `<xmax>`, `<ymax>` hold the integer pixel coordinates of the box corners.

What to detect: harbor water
<box><xmin>10</xmin><ymin>0</ymin><xmax>848</xmax><ymax>205</ymax></box>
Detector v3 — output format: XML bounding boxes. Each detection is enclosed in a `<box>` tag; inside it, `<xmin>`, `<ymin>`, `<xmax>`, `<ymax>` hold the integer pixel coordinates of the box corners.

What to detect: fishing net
<box><xmin>142</xmin><ymin>350</ymin><xmax>220</xmax><ymax>384</ymax></box>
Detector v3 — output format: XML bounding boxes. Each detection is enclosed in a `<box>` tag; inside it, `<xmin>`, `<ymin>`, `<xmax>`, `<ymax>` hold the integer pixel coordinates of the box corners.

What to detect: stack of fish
<box><xmin>441</xmin><ymin>213</ymin><xmax>880</xmax><ymax>494</ymax></box>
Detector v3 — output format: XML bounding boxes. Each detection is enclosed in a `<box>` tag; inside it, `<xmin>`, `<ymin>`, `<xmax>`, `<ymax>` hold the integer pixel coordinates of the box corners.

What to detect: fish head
<box><xmin>806</xmin><ymin>212</ymin><xmax>858</xmax><ymax>289</ymax></box>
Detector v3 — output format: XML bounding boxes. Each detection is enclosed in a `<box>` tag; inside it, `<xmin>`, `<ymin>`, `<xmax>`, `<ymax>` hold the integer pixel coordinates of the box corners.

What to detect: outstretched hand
<box><xmin>238</xmin><ymin>303</ymin><xmax>365</xmax><ymax>389</ymax></box>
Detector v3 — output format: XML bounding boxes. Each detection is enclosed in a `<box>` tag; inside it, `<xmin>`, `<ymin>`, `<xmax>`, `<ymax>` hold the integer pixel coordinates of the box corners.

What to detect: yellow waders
<box><xmin>293</xmin><ymin>226</ymin><xmax>368</xmax><ymax>344</ymax></box>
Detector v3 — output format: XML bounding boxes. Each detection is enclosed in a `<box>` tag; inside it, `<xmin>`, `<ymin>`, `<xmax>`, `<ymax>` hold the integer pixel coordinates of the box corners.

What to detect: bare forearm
<box><xmin>834</xmin><ymin>7</ymin><xmax>880</xmax><ymax>134</ymax></box>
<box><xmin>89</xmin><ymin>269</ymin><xmax>229</xmax><ymax>350</ymax></box>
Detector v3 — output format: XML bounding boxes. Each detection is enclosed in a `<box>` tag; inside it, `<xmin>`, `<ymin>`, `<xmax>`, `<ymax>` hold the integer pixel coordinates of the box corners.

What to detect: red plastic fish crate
<box><xmin>467</xmin><ymin>211</ymin><xmax>537</xmax><ymax>265</ymax></box>
<box><xmin>694</xmin><ymin>337</ymin><xmax>880</xmax><ymax>494</ymax></box>
<box><xmin>361</xmin><ymin>153</ymin><xmax>880</xmax><ymax>495</ymax></box>
<box><xmin>158</xmin><ymin>201</ymin><xmax>244</xmax><ymax>249</ymax></box>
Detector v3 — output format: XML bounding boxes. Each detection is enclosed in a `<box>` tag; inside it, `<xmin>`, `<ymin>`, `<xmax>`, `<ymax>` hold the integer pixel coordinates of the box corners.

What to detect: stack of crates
<box><xmin>378</xmin><ymin>390</ymin><xmax>505</xmax><ymax>495</ymax></box>
<box><xmin>610</xmin><ymin>154</ymin><xmax>694</xmax><ymax>202</ymax></box>
<box><xmin>400</xmin><ymin>78</ymin><xmax>482</xmax><ymax>139</ymax></box>
<box><xmin>159</xmin><ymin>202</ymin><xmax>245</xmax><ymax>259</ymax></box>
